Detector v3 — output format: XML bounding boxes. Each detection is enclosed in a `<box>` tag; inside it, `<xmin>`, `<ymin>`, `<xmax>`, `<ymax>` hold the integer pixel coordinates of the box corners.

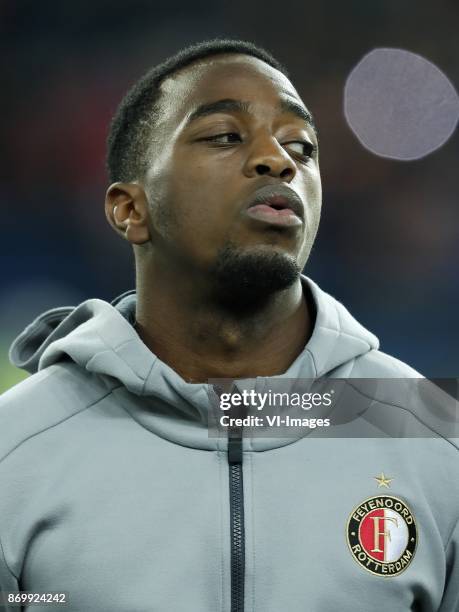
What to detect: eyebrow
<box><xmin>279</xmin><ymin>98</ymin><xmax>316</xmax><ymax>132</ymax></box>
<box><xmin>184</xmin><ymin>97</ymin><xmax>316</xmax><ymax>132</ymax></box>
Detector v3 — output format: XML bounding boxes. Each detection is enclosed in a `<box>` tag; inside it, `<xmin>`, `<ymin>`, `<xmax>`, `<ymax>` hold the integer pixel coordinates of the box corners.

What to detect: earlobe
<box><xmin>104</xmin><ymin>182</ymin><xmax>151</xmax><ymax>245</ymax></box>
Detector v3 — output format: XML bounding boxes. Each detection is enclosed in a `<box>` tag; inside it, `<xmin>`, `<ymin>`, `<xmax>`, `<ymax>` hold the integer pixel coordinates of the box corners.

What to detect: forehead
<box><xmin>158</xmin><ymin>54</ymin><xmax>304</xmax><ymax>122</ymax></box>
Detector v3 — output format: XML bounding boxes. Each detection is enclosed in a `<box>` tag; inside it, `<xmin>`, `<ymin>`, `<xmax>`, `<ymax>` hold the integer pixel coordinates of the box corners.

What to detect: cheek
<box><xmin>307</xmin><ymin>164</ymin><xmax>322</xmax><ymax>196</ymax></box>
<box><xmin>151</xmin><ymin>147</ymin><xmax>239</xmax><ymax>254</ymax></box>
<box><xmin>172</xmin><ymin>162</ymin><xmax>234</xmax><ymax>222</ymax></box>
<box><xmin>160</xmin><ymin>180</ymin><xmax>232</xmax><ymax>261</ymax></box>
<box><xmin>301</xmin><ymin>170</ymin><xmax>322</xmax><ymax>235</ymax></box>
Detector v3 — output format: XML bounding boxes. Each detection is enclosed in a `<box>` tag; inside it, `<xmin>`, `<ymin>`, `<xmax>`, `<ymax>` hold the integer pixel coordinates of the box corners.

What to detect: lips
<box><xmin>244</xmin><ymin>184</ymin><xmax>304</xmax><ymax>226</ymax></box>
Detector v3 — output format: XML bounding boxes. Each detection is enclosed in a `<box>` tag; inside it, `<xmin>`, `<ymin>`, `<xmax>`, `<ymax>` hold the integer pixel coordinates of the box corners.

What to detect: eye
<box><xmin>202</xmin><ymin>133</ymin><xmax>242</xmax><ymax>144</ymax></box>
<box><xmin>284</xmin><ymin>140</ymin><xmax>316</xmax><ymax>159</ymax></box>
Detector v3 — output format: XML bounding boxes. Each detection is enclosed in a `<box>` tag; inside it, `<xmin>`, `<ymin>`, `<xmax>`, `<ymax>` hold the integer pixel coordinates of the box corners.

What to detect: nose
<box><xmin>244</xmin><ymin>133</ymin><xmax>297</xmax><ymax>181</ymax></box>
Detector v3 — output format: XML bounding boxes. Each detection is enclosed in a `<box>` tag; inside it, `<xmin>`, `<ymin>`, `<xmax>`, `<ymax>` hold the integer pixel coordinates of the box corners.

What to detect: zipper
<box><xmin>228</xmin><ymin>425</ymin><xmax>244</xmax><ymax>612</ymax></box>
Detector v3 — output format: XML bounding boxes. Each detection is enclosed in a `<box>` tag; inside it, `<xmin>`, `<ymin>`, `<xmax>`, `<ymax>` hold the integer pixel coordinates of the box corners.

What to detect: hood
<box><xmin>7</xmin><ymin>276</ymin><xmax>380</xmax><ymax>451</ymax></box>
<box><xmin>8</xmin><ymin>276</ymin><xmax>378</xmax><ymax>389</ymax></box>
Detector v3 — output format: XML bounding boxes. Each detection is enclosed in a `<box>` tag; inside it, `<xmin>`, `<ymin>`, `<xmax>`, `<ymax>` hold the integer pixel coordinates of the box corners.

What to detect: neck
<box><xmin>134</xmin><ymin>261</ymin><xmax>313</xmax><ymax>383</ymax></box>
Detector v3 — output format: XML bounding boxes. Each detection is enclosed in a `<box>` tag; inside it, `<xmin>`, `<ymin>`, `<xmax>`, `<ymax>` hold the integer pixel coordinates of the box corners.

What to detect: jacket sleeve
<box><xmin>439</xmin><ymin>516</ymin><xmax>459</xmax><ymax>612</ymax></box>
<box><xmin>0</xmin><ymin>533</ymin><xmax>19</xmax><ymax>612</ymax></box>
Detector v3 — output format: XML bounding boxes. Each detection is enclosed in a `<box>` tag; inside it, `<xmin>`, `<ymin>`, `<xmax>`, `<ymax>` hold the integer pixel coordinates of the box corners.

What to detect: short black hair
<box><xmin>106</xmin><ymin>38</ymin><xmax>290</xmax><ymax>184</ymax></box>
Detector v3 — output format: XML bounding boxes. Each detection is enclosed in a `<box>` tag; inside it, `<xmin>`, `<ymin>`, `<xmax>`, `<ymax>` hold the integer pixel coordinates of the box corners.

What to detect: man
<box><xmin>0</xmin><ymin>38</ymin><xmax>458</xmax><ymax>611</ymax></box>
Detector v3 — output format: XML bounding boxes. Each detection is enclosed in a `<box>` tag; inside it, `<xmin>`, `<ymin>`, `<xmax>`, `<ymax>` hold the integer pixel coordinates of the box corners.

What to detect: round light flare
<box><xmin>344</xmin><ymin>48</ymin><xmax>459</xmax><ymax>160</ymax></box>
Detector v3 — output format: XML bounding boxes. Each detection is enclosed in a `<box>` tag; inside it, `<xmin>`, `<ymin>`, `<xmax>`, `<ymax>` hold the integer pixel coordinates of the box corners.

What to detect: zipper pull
<box><xmin>228</xmin><ymin>427</ymin><xmax>243</xmax><ymax>464</ymax></box>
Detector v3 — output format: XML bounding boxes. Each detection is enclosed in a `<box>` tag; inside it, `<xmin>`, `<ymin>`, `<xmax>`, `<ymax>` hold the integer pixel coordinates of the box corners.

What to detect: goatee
<box><xmin>209</xmin><ymin>242</ymin><xmax>301</xmax><ymax>313</ymax></box>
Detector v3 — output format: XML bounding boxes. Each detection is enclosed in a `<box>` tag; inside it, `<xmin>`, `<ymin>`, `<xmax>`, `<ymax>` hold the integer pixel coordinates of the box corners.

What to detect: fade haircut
<box><xmin>106</xmin><ymin>38</ymin><xmax>289</xmax><ymax>184</ymax></box>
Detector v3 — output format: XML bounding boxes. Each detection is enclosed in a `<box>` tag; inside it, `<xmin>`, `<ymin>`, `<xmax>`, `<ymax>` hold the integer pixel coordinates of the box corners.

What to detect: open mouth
<box><xmin>269</xmin><ymin>204</ymin><xmax>287</xmax><ymax>211</ymax></box>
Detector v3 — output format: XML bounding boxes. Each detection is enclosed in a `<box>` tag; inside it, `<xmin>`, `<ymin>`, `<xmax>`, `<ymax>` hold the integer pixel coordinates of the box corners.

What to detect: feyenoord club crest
<box><xmin>347</xmin><ymin>495</ymin><xmax>417</xmax><ymax>576</ymax></box>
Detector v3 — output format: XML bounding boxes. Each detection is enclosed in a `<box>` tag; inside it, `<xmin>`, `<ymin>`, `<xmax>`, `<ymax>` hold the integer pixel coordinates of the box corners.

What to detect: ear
<box><xmin>105</xmin><ymin>182</ymin><xmax>150</xmax><ymax>245</ymax></box>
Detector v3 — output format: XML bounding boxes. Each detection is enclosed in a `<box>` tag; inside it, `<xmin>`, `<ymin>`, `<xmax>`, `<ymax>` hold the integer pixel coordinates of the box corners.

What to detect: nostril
<box><xmin>280</xmin><ymin>167</ymin><xmax>294</xmax><ymax>179</ymax></box>
<box><xmin>255</xmin><ymin>164</ymin><xmax>270</xmax><ymax>175</ymax></box>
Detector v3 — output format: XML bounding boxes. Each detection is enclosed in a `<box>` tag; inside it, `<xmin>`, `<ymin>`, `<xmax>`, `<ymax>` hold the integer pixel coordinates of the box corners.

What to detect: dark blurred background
<box><xmin>1</xmin><ymin>0</ymin><xmax>458</xmax><ymax>391</ymax></box>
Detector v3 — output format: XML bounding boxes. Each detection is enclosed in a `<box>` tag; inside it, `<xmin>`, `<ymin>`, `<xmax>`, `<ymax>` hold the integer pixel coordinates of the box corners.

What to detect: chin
<box><xmin>210</xmin><ymin>243</ymin><xmax>301</xmax><ymax>311</ymax></box>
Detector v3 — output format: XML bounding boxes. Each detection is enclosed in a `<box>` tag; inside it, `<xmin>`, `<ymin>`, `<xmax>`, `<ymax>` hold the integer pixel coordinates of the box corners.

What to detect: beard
<box><xmin>208</xmin><ymin>241</ymin><xmax>301</xmax><ymax>313</ymax></box>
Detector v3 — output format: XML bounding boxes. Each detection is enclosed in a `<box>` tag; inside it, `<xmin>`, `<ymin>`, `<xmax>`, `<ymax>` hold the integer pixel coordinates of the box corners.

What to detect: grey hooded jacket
<box><xmin>0</xmin><ymin>275</ymin><xmax>458</xmax><ymax>611</ymax></box>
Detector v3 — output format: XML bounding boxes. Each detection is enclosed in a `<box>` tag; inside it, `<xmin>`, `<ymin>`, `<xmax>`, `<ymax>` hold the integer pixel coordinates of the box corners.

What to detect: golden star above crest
<box><xmin>374</xmin><ymin>472</ymin><xmax>393</xmax><ymax>488</ymax></box>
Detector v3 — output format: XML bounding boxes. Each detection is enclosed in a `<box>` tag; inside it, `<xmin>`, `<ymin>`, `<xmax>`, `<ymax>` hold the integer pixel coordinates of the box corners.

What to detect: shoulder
<box><xmin>352</xmin><ymin>348</ymin><xmax>423</xmax><ymax>378</ymax></box>
<box><xmin>0</xmin><ymin>363</ymin><xmax>117</xmax><ymax>463</ymax></box>
<box><xmin>349</xmin><ymin>350</ymin><xmax>458</xmax><ymax>452</ymax></box>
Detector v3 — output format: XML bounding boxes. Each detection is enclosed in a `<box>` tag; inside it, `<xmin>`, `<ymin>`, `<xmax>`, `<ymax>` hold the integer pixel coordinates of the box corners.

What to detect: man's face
<box><xmin>142</xmin><ymin>54</ymin><xmax>322</xmax><ymax>303</ymax></box>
